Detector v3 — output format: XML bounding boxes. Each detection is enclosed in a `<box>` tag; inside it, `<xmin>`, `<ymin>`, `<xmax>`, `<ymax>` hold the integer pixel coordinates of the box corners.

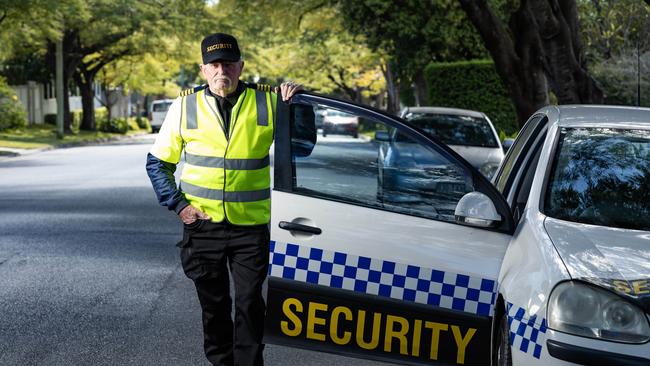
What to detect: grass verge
<box><xmin>0</xmin><ymin>124</ymin><xmax>146</xmax><ymax>149</ymax></box>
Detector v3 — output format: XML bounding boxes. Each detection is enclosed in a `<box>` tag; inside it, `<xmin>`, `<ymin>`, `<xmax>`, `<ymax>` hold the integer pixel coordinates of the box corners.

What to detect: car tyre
<box><xmin>496</xmin><ymin>312</ymin><xmax>513</xmax><ymax>366</ymax></box>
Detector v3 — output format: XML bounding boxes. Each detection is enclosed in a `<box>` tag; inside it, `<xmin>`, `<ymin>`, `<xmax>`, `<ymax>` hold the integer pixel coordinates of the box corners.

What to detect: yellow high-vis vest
<box><xmin>177</xmin><ymin>86</ymin><xmax>276</xmax><ymax>225</ymax></box>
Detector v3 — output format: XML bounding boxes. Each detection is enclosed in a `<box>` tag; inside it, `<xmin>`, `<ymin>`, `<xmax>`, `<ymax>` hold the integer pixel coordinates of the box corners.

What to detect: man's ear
<box><xmin>199</xmin><ymin>63</ymin><xmax>207</xmax><ymax>79</ymax></box>
<box><xmin>239</xmin><ymin>60</ymin><xmax>245</xmax><ymax>74</ymax></box>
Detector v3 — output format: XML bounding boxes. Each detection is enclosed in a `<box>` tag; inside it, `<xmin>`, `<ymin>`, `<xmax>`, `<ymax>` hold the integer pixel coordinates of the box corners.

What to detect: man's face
<box><xmin>200</xmin><ymin>60</ymin><xmax>244</xmax><ymax>96</ymax></box>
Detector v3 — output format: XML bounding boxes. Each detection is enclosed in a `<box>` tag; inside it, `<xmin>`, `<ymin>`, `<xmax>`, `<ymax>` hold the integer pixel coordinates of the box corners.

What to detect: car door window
<box><xmin>289</xmin><ymin>102</ymin><xmax>474</xmax><ymax>223</ymax></box>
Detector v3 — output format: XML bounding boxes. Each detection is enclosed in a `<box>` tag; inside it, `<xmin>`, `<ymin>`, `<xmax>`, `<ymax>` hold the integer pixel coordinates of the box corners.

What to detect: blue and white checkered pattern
<box><xmin>269</xmin><ymin>241</ymin><xmax>497</xmax><ymax>317</ymax></box>
<box><xmin>507</xmin><ymin>302</ymin><xmax>548</xmax><ymax>359</ymax></box>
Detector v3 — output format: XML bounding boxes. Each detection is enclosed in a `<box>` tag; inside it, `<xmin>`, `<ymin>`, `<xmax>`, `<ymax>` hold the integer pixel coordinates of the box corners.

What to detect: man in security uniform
<box><xmin>146</xmin><ymin>33</ymin><xmax>304</xmax><ymax>366</ymax></box>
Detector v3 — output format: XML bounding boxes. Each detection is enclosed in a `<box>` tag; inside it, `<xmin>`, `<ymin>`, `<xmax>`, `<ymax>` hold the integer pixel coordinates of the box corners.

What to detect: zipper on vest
<box><xmin>220</xmin><ymin>89</ymin><xmax>246</xmax><ymax>224</ymax></box>
<box><xmin>222</xmin><ymin>138</ymin><xmax>230</xmax><ymax>224</ymax></box>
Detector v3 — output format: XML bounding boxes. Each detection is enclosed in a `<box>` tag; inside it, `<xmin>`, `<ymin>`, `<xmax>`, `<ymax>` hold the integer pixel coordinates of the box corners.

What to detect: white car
<box><xmin>149</xmin><ymin>99</ymin><xmax>173</xmax><ymax>133</ymax></box>
<box><xmin>400</xmin><ymin>107</ymin><xmax>504</xmax><ymax>179</ymax></box>
<box><xmin>262</xmin><ymin>95</ymin><xmax>649</xmax><ymax>365</ymax></box>
<box><xmin>322</xmin><ymin>109</ymin><xmax>359</xmax><ymax>138</ymax></box>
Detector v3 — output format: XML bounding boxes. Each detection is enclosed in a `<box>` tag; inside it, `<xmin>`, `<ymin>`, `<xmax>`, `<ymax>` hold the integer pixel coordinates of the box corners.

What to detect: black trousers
<box><xmin>179</xmin><ymin>220</ymin><xmax>269</xmax><ymax>366</ymax></box>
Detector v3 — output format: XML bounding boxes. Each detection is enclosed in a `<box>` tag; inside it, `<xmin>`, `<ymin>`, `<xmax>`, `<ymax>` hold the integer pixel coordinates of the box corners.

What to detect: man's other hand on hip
<box><xmin>179</xmin><ymin>205</ymin><xmax>211</xmax><ymax>224</ymax></box>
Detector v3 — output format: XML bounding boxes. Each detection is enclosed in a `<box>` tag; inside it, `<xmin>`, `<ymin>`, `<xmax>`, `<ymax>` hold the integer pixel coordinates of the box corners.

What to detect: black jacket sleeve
<box><xmin>145</xmin><ymin>153</ymin><xmax>189</xmax><ymax>214</ymax></box>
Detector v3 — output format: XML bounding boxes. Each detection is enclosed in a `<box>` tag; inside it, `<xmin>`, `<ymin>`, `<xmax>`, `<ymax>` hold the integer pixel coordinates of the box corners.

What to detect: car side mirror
<box><xmin>375</xmin><ymin>131</ymin><xmax>389</xmax><ymax>142</ymax></box>
<box><xmin>454</xmin><ymin>192</ymin><xmax>502</xmax><ymax>228</ymax></box>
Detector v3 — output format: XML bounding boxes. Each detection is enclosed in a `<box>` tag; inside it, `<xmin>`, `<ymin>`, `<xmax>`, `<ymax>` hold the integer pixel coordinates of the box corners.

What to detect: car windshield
<box><xmin>545</xmin><ymin>127</ymin><xmax>650</xmax><ymax>231</ymax></box>
<box><xmin>403</xmin><ymin>113</ymin><xmax>498</xmax><ymax>147</ymax></box>
<box><xmin>152</xmin><ymin>102</ymin><xmax>171</xmax><ymax>112</ymax></box>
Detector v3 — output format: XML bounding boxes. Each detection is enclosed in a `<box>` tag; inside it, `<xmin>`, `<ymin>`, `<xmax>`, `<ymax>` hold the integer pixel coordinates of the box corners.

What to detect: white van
<box><xmin>149</xmin><ymin>99</ymin><xmax>173</xmax><ymax>133</ymax></box>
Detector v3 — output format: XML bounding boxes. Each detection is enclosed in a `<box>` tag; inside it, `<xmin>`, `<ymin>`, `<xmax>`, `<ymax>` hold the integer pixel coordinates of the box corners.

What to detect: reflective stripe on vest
<box><xmin>255</xmin><ymin>89</ymin><xmax>269</xmax><ymax>126</ymax></box>
<box><xmin>185</xmin><ymin>92</ymin><xmax>198</xmax><ymax>129</ymax></box>
<box><xmin>185</xmin><ymin>152</ymin><xmax>270</xmax><ymax>170</ymax></box>
<box><xmin>178</xmin><ymin>87</ymin><xmax>275</xmax><ymax>225</ymax></box>
<box><xmin>180</xmin><ymin>181</ymin><xmax>270</xmax><ymax>202</ymax></box>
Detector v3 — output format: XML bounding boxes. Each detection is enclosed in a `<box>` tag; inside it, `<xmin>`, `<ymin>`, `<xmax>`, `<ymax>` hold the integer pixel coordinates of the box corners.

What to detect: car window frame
<box><xmin>494</xmin><ymin>114</ymin><xmax>549</xmax><ymax>203</ymax></box>
<box><xmin>274</xmin><ymin>91</ymin><xmax>515</xmax><ymax>233</ymax></box>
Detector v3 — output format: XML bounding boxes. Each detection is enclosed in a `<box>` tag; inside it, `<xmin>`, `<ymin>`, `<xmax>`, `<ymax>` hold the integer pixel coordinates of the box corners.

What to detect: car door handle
<box><xmin>278</xmin><ymin>221</ymin><xmax>322</xmax><ymax>235</ymax></box>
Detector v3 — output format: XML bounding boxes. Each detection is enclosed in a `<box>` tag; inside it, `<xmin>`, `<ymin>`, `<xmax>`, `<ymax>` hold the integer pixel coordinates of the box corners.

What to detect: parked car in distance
<box><xmin>375</xmin><ymin>128</ymin><xmax>468</xmax><ymax>218</ymax></box>
<box><xmin>322</xmin><ymin>109</ymin><xmax>359</xmax><ymax>138</ymax></box>
<box><xmin>401</xmin><ymin>107</ymin><xmax>504</xmax><ymax>179</ymax></box>
<box><xmin>149</xmin><ymin>99</ymin><xmax>173</xmax><ymax>133</ymax></box>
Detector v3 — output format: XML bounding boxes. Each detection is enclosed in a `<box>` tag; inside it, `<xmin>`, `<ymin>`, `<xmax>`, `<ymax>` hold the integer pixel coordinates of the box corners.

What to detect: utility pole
<box><xmin>56</xmin><ymin>39</ymin><xmax>64</xmax><ymax>139</ymax></box>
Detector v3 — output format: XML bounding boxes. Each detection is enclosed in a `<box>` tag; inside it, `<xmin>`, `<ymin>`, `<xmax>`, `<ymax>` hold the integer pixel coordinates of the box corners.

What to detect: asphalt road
<box><xmin>0</xmin><ymin>135</ymin><xmax>396</xmax><ymax>366</ymax></box>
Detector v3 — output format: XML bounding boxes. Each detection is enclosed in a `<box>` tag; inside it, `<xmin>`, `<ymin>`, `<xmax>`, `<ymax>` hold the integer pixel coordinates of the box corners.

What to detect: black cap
<box><xmin>201</xmin><ymin>33</ymin><xmax>241</xmax><ymax>64</ymax></box>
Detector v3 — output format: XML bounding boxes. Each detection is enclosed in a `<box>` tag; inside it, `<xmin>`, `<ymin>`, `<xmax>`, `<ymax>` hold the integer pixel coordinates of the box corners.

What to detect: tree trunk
<box><xmin>531</xmin><ymin>0</ymin><xmax>603</xmax><ymax>103</ymax></box>
<box><xmin>382</xmin><ymin>61</ymin><xmax>400</xmax><ymax>115</ymax></box>
<box><xmin>76</xmin><ymin>75</ymin><xmax>96</xmax><ymax>131</ymax></box>
<box><xmin>458</xmin><ymin>0</ymin><xmax>603</xmax><ymax>128</ymax></box>
<box><xmin>413</xmin><ymin>69</ymin><xmax>428</xmax><ymax>106</ymax></box>
<box><xmin>73</xmin><ymin>65</ymin><xmax>100</xmax><ymax>131</ymax></box>
<box><xmin>46</xmin><ymin>30</ymin><xmax>84</xmax><ymax>133</ymax></box>
<box><xmin>61</xmin><ymin>77</ymin><xmax>72</xmax><ymax>133</ymax></box>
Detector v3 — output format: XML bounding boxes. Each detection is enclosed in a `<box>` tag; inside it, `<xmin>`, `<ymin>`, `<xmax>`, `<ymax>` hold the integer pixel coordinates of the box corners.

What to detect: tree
<box><xmin>215</xmin><ymin>0</ymin><xmax>385</xmax><ymax>104</ymax></box>
<box><xmin>339</xmin><ymin>0</ymin><xmax>488</xmax><ymax>113</ymax></box>
<box><xmin>43</xmin><ymin>0</ymin><xmax>207</xmax><ymax>132</ymax></box>
<box><xmin>458</xmin><ymin>0</ymin><xmax>604</xmax><ymax>128</ymax></box>
<box><xmin>579</xmin><ymin>0</ymin><xmax>650</xmax><ymax>106</ymax></box>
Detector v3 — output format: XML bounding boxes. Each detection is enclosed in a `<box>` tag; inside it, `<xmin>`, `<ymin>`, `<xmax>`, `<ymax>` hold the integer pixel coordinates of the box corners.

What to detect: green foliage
<box><xmin>136</xmin><ymin>116</ymin><xmax>150</xmax><ymax>130</ymax></box>
<box><xmin>71</xmin><ymin>110</ymin><xmax>82</xmax><ymax>130</ymax></box>
<box><xmin>94</xmin><ymin>107</ymin><xmax>108</xmax><ymax>129</ymax></box>
<box><xmin>577</xmin><ymin>0</ymin><xmax>649</xmax><ymax>106</ymax></box>
<box><xmin>98</xmin><ymin>117</ymin><xmax>128</xmax><ymax>134</ymax></box>
<box><xmin>340</xmin><ymin>0</ymin><xmax>487</xmax><ymax>67</ymax></box>
<box><xmin>127</xmin><ymin>117</ymin><xmax>145</xmax><ymax>131</ymax></box>
<box><xmin>425</xmin><ymin>60</ymin><xmax>517</xmax><ymax>135</ymax></box>
<box><xmin>43</xmin><ymin>111</ymin><xmax>82</xmax><ymax>129</ymax></box>
<box><xmin>44</xmin><ymin>113</ymin><xmax>57</xmax><ymax>125</ymax></box>
<box><xmin>223</xmin><ymin>1</ymin><xmax>385</xmax><ymax>101</ymax></box>
<box><xmin>0</xmin><ymin>77</ymin><xmax>28</xmax><ymax>131</ymax></box>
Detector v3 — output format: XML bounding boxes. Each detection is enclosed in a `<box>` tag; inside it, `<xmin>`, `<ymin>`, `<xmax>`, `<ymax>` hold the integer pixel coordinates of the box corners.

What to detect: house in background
<box><xmin>11</xmin><ymin>80</ymin><xmax>131</xmax><ymax>125</ymax></box>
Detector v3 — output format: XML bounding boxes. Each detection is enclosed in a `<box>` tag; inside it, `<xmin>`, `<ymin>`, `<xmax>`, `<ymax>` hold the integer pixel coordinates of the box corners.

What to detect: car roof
<box><xmin>402</xmin><ymin>106</ymin><xmax>486</xmax><ymax>119</ymax></box>
<box><xmin>548</xmin><ymin>105</ymin><xmax>650</xmax><ymax>128</ymax></box>
<box><xmin>152</xmin><ymin>99</ymin><xmax>174</xmax><ymax>104</ymax></box>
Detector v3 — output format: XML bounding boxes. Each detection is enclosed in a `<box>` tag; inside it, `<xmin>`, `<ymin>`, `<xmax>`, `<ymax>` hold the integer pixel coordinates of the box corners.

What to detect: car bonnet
<box><xmin>448</xmin><ymin>145</ymin><xmax>502</xmax><ymax>168</ymax></box>
<box><xmin>544</xmin><ymin>217</ymin><xmax>650</xmax><ymax>312</ymax></box>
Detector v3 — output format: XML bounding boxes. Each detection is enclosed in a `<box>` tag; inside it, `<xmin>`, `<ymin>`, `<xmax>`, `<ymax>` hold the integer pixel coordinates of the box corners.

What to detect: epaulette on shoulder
<box><xmin>179</xmin><ymin>84</ymin><xmax>208</xmax><ymax>97</ymax></box>
<box><xmin>245</xmin><ymin>82</ymin><xmax>273</xmax><ymax>93</ymax></box>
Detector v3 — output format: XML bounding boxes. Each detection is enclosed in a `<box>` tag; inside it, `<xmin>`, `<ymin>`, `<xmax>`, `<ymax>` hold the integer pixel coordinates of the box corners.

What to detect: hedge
<box><xmin>44</xmin><ymin>109</ymin><xmax>98</xmax><ymax>131</ymax></box>
<box><xmin>0</xmin><ymin>76</ymin><xmax>27</xmax><ymax>131</ymax></box>
<box><xmin>425</xmin><ymin>60</ymin><xmax>518</xmax><ymax>135</ymax></box>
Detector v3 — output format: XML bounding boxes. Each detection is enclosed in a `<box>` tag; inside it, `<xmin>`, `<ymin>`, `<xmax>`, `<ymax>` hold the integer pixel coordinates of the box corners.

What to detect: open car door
<box><xmin>265</xmin><ymin>93</ymin><xmax>513</xmax><ymax>365</ymax></box>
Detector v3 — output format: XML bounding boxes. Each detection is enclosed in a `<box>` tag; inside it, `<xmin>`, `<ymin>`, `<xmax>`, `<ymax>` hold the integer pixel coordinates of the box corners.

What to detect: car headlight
<box><xmin>547</xmin><ymin>281</ymin><xmax>650</xmax><ymax>343</ymax></box>
<box><xmin>479</xmin><ymin>162</ymin><xmax>499</xmax><ymax>179</ymax></box>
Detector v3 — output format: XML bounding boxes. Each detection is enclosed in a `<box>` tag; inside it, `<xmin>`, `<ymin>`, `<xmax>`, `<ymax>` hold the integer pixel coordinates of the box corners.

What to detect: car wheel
<box><xmin>322</xmin><ymin>129</ymin><xmax>327</xmax><ymax>137</ymax></box>
<box><xmin>352</xmin><ymin>132</ymin><xmax>358</xmax><ymax>139</ymax></box>
<box><xmin>496</xmin><ymin>312</ymin><xmax>513</xmax><ymax>366</ymax></box>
